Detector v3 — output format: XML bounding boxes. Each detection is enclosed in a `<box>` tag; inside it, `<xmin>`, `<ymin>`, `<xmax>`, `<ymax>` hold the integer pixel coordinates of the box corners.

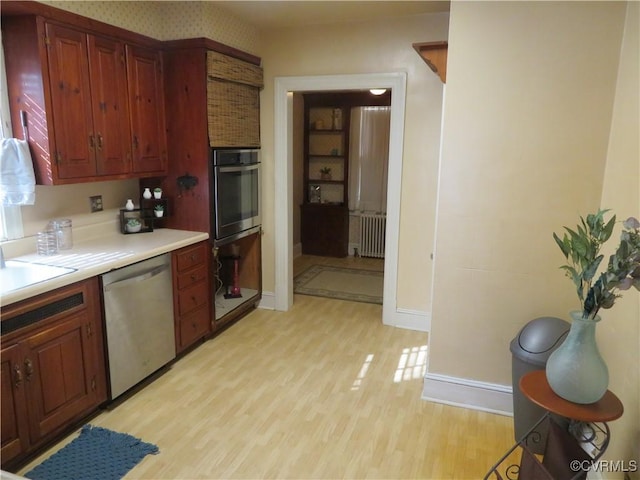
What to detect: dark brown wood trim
<box><xmin>162</xmin><ymin>38</ymin><xmax>261</xmax><ymax>66</ymax></box>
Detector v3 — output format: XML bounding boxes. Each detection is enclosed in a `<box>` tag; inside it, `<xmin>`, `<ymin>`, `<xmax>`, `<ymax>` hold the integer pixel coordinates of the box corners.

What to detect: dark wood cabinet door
<box><xmin>23</xmin><ymin>313</ymin><xmax>99</xmax><ymax>443</ymax></box>
<box><xmin>0</xmin><ymin>344</ymin><xmax>30</xmax><ymax>464</ymax></box>
<box><xmin>301</xmin><ymin>204</ymin><xmax>349</xmax><ymax>257</ymax></box>
<box><xmin>126</xmin><ymin>44</ymin><xmax>167</xmax><ymax>175</ymax></box>
<box><xmin>45</xmin><ymin>22</ymin><xmax>96</xmax><ymax>179</ymax></box>
<box><xmin>88</xmin><ymin>35</ymin><xmax>132</xmax><ymax>176</ymax></box>
<box><xmin>177</xmin><ymin>308</ymin><xmax>210</xmax><ymax>352</ymax></box>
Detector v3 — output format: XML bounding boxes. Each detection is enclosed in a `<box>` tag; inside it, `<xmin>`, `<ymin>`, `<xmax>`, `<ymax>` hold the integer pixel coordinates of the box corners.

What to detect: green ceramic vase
<box><xmin>545</xmin><ymin>311</ymin><xmax>609</xmax><ymax>404</ymax></box>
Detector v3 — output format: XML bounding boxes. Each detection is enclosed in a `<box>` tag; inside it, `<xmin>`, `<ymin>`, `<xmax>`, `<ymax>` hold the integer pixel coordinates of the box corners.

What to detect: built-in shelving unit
<box><xmin>301</xmin><ymin>96</ymin><xmax>350</xmax><ymax>257</ymax></box>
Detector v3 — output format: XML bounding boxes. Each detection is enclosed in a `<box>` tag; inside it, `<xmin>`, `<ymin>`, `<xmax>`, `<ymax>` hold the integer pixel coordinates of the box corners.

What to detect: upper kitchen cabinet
<box><xmin>1</xmin><ymin>13</ymin><xmax>167</xmax><ymax>185</ymax></box>
<box><xmin>126</xmin><ymin>44</ymin><xmax>167</xmax><ymax>175</ymax></box>
<box><xmin>46</xmin><ymin>22</ymin><xmax>132</xmax><ymax>178</ymax></box>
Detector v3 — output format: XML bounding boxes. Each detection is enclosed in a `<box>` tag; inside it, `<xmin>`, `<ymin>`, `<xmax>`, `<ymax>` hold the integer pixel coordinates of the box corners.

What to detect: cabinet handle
<box><xmin>191</xmin><ymin>295</ymin><xmax>197</xmax><ymax>303</ymax></box>
<box><xmin>86</xmin><ymin>323</ymin><xmax>93</xmax><ymax>338</ymax></box>
<box><xmin>97</xmin><ymin>133</ymin><xmax>103</xmax><ymax>150</ymax></box>
<box><xmin>24</xmin><ymin>358</ymin><xmax>34</xmax><ymax>382</ymax></box>
<box><xmin>190</xmin><ymin>274</ymin><xmax>197</xmax><ymax>281</ymax></box>
<box><xmin>89</xmin><ymin>134</ymin><xmax>95</xmax><ymax>149</ymax></box>
<box><xmin>13</xmin><ymin>364</ymin><xmax>22</xmax><ymax>388</ymax></box>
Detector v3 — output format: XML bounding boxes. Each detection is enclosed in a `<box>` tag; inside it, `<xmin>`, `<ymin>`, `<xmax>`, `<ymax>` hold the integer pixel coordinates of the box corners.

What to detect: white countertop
<box><xmin>1</xmin><ymin>227</ymin><xmax>209</xmax><ymax>307</ymax></box>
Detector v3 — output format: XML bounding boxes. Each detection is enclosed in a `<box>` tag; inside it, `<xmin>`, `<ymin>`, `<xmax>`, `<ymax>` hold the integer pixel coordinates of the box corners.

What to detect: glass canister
<box><xmin>50</xmin><ymin>218</ymin><xmax>73</xmax><ymax>250</ymax></box>
<box><xmin>36</xmin><ymin>230</ymin><xmax>58</xmax><ymax>256</ymax></box>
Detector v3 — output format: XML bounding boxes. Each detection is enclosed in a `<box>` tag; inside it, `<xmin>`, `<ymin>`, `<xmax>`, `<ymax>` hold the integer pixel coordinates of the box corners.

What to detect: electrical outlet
<box><xmin>90</xmin><ymin>195</ymin><xmax>103</xmax><ymax>213</ymax></box>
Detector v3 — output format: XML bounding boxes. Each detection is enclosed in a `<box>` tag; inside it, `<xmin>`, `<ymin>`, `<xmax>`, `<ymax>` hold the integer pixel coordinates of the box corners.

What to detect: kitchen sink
<box><xmin>0</xmin><ymin>260</ymin><xmax>76</xmax><ymax>296</ymax></box>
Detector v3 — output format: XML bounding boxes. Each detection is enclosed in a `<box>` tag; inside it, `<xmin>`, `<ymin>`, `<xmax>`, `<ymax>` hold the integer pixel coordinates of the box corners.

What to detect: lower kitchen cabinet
<box><xmin>0</xmin><ymin>278</ymin><xmax>107</xmax><ymax>469</ymax></box>
<box><xmin>172</xmin><ymin>241</ymin><xmax>212</xmax><ymax>353</ymax></box>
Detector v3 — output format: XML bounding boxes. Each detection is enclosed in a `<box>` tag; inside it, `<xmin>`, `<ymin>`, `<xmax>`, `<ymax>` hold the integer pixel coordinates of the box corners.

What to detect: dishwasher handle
<box><xmin>103</xmin><ymin>264</ymin><xmax>169</xmax><ymax>292</ymax></box>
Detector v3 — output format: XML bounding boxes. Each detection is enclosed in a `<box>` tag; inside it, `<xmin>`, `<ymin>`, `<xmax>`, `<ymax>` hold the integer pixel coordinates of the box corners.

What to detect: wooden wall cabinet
<box><xmin>1</xmin><ymin>14</ymin><xmax>167</xmax><ymax>184</ymax></box>
<box><xmin>0</xmin><ymin>278</ymin><xmax>107</xmax><ymax>469</ymax></box>
<box><xmin>126</xmin><ymin>44</ymin><xmax>168</xmax><ymax>175</ymax></box>
<box><xmin>172</xmin><ymin>241</ymin><xmax>212</xmax><ymax>353</ymax></box>
<box><xmin>161</xmin><ymin>40</ymin><xmax>264</xmax><ymax>331</ymax></box>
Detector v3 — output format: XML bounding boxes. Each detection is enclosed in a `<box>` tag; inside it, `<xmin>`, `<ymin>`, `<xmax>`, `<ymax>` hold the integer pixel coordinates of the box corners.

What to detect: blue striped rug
<box><xmin>26</xmin><ymin>425</ymin><xmax>159</xmax><ymax>480</ymax></box>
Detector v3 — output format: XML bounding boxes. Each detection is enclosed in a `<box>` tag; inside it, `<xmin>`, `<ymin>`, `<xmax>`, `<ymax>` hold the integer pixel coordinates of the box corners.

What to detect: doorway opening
<box><xmin>274</xmin><ymin>72</ymin><xmax>407</xmax><ymax>326</ymax></box>
<box><xmin>293</xmin><ymin>91</ymin><xmax>391</xmax><ymax>305</ymax></box>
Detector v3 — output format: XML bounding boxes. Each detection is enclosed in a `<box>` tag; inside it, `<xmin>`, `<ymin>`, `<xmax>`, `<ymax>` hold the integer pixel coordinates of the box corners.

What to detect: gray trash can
<box><xmin>510</xmin><ymin>316</ymin><xmax>570</xmax><ymax>453</ymax></box>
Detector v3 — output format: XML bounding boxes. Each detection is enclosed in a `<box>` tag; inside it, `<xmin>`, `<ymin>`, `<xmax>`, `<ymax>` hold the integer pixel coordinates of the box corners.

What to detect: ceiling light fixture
<box><xmin>369</xmin><ymin>88</ymin><xmax>387</xmax><ymax>95</ymax></box>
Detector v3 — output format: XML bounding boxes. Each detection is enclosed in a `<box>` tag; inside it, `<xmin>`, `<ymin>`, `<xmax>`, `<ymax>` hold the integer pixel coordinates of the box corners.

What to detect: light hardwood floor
<box><xmin>18</xmin><ymin>286</ymin><xmax>514</xmax><ymax>479</ymax></box>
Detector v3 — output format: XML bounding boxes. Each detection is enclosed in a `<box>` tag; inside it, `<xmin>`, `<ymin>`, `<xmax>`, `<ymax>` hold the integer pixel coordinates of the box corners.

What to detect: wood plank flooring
<box><xmin>18</xmin><ymin>291</ymin><xmax>514</xmax><ymax>479</ymax></box>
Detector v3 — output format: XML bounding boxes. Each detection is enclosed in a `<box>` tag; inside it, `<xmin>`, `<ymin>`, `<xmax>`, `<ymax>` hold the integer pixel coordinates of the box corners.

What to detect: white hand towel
<box><xmin>0</xmin><ymin>138</ymin><xmax>36</xmax><ymax>206</ymax></box>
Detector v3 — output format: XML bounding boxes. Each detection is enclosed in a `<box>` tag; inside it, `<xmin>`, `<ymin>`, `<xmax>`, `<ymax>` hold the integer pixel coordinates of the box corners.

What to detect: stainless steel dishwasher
<box><xmin>101</xmin><ymin>253</ymin><xmax>176</xmax><ymax>399</ymax></box>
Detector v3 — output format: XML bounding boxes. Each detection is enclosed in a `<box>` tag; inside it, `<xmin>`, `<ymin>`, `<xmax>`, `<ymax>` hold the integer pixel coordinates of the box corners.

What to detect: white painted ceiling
<box><xmin>208</xmin><ymin>1</ymin><xmax>451</xmax><ymax>30</ymax></box>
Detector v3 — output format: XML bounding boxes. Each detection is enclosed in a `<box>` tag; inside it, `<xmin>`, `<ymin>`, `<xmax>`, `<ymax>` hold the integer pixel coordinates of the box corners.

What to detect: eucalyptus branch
<box><xmin>554</xmin><ymin>211</ymin><xmax>640</xmax><ymax>319</ymax></box>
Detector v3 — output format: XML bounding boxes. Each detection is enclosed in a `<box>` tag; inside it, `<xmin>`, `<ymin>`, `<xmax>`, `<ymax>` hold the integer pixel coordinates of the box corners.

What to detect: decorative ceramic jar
<box><xmin>142</xmin><ymin>188</ymin><xmax>152</xmax><ymax>199</ymax></box>
<box><xmin>545</xmin><ymin>311</ymin><xmax>609</xmax><ymax>404</ymax></box>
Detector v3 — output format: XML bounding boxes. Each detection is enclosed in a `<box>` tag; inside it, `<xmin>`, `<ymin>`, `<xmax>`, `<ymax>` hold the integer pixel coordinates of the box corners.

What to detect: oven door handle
<box><xmin>103</xmin><ymin>265</ymin><xmax>169</xmax><ymax>292</ymax></box>
<box><xmin>217</xmin><ymin>164</ymin><xmax>259</xmax><ymax>174</ymax></box>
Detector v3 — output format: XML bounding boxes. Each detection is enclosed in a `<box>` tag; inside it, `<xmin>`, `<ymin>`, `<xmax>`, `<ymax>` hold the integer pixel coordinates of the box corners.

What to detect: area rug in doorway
<box><xmin>25</xmin><ymin>425</ymin><xmax>159</xmax><ymax>480</ymax></box>
<box><xmin>294</xmin><ymin>264</ymin><xmax>383</xmax><ymax>304</ymax></box>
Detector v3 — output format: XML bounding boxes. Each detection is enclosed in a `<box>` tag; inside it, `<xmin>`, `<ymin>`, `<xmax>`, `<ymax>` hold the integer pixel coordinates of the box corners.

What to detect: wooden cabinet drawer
<box><xmin>177</xmin><ymin>281</ymin><xmax>209</xmax><ymax>317</ymax></box>
<box><xmin>177</xmin><ymin>307</ymin><xmax>210</xmax><ymax>351</ymax></box>
<box><xmin>176</xmin><ymin>265</ymin><xmax>207</xmax><ymax>291</ymax></box>
<box><xmin>175</xmin><ymin>243</ymin><xmax>207</xmax><ymax>273</ymax></box>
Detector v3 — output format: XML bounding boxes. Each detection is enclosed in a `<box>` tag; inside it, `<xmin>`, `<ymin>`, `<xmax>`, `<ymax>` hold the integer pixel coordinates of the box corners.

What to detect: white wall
<box><xmin>598</xmin><ymin>1</ymin><xmax>640</xmax><ymax>470</ymax></box>
<box><xmin>426</xmin><ymin>0</ymin><xmax>631</xmax><ymax>422</ymax></box>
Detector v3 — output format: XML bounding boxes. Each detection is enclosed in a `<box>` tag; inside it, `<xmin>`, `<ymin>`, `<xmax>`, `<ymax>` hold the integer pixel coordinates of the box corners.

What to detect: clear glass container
<box><xmin>50</xmin><ymin>218</ymin><xmax>73</xmax><ymax>250</ymax></box>
<box><xmin>36</xmin><ymin>230</ymin><xmax>58</xmax><ymax>256</ymax></box>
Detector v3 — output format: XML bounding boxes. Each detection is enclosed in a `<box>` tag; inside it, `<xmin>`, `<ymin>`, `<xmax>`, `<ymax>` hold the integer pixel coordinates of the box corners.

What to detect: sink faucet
<box><xmin>0</xmin><ymin>246</ymin><xmax>5</xmax><ymax>269</ymax></box>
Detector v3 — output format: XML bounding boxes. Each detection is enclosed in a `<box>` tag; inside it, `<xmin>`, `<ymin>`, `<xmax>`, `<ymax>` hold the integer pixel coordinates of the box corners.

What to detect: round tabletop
<box><xmin>519</xmin><ymin>370</ymin><xmax>624</xmax><ymax>423</ymax></box>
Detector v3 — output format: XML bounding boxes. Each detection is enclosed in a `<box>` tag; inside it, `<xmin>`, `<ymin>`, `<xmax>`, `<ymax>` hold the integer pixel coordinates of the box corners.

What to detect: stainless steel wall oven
<box><xmin>211</xmin><ymin>148</ymin><xmax>261</xmax><ymax>241</ymax></box>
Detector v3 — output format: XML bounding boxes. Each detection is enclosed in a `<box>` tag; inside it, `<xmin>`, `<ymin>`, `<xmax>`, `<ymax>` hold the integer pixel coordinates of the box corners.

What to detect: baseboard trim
<box><xmin>422</xmin><ymin>372</ymin><xmax>513</xmax><ymax>416</ymax></box>
<box><xmin>257</xmin><ymin>291</ymin><xmax>275</xmax><ymax>310</ymax></box>
<box><xmin>384</xmin><ymin>308</ymin><xmax>430</xmax><ymax>332</ymax></box>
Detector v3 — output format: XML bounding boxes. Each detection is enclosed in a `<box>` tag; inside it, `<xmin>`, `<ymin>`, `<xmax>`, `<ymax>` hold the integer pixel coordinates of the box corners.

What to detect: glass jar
<box><xmin>50</xmin><ymin>218</ymin><xmax>73</xmax><ymax>250</ymax></box>
<box><xmin>36</xmin><ymin>230</ymin><xmax>58</xmax><ymax>256</ymax></box>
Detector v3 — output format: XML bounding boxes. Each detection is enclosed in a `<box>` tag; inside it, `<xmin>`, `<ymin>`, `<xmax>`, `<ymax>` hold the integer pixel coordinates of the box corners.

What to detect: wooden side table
<box><xmin>484</xmin><ymin>370</ymin><xmax>624</xmax><ymax>480</ymax></box>
<box><xmin>520</xmin><ymin>370</ymin><xmax>623</xmax><ymax>423</ymax></box>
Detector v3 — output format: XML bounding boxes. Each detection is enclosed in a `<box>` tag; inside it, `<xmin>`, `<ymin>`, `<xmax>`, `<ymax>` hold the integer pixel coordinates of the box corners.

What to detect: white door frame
<box><xmin>273</xmin><ymin>72</ymin><xmax>407</xmax><ymax>326</ymax></box>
